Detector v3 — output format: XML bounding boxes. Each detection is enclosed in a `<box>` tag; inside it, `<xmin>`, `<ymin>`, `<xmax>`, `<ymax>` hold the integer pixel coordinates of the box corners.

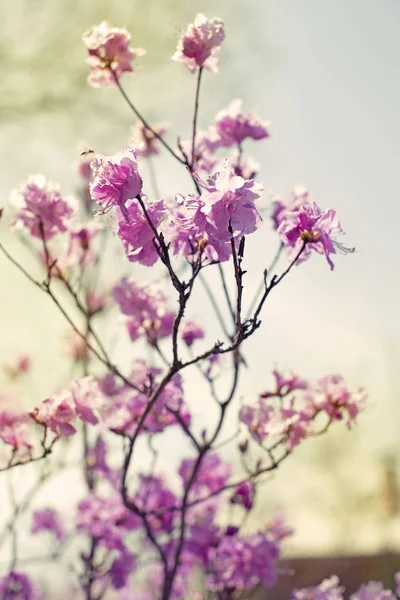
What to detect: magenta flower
<box><xmin>179</xmin><ymin>452</ymin><xmax>231</xmax><ymax>495</ymax></box>
<box><xmin>116</xmin><ymin>197</ymin><xmax>166</xmax><ymax>266</ymax></box>
<box><xmin>130</xmin><ymin>121</ymin><xmax>169</xmax><ymax>157</ymax></box>
<box><xmin>82</xmin><ymin>21</ymin><xmax>145</xmax><ymax>87</ymax></box>
<box><xmin>0</xmin><ymin>410</ymin><xmax>31</xmax><ymax>450</ymax></box>
<box><xmin>169</xmin><ymin>162</ymin><xmax>262</xmax><ymax>262</ymax></box>
<box><xmin>77</xmin><ymin>492</ymin><xmax>140</xmax><ymax>548</ymax></box>
<box><xmin>314</xmin><ymin>374</ymin><xmax>366</xmax><ymax>428</ymax></box>
<box><xmin>0</xmin><ymin>571</ymin><xmax>40</xmax><ymax>600</ymax></box>
<box><xmin>181</xmin><ymin>320</ymin><xmax>205</xmax><ymax>347</ymax></box>
<box><xmin>30</xmin><ymin>392</ymin><xmax>77</xmax><ymax>437</ymax></box>
<box><xmin>31</xmin><ymin>508</ymin><xmax>65</xmax><ymax>542</ymax></box>
<box><xmin>177</xmin><ymin>132</ymin><xmax>218</xmax><ymax>173</ymax></box>
<box><xmin>67</xmin><ymin>220</ymin><xmax>104</xmax><ymax>267</ymax></box>
<box><xmin>172</xmin><ymin>14</ymin><xmax>225</xmax><ymax>73</ymax></box>
<box><xmin>207</xmin><ymin>531</ymin><xmax>280</xmax><ymax>591</ymax></box>
<box><xmin>10</xmin><ymin>175</ymin><xmax>76</xmax><ymax>240</ymax></box>
<box><xmin>230</xmin><ymin>480</ymin><xmax>255</xmax><ymax>510</ymax></box>
<box><xmin>260</xmin><ymin>368</ymin><xmax>309</xmax><ymax>399</ymax></box>
<box><xmin>278</xmin><ymin>200</ymin><xmax>354</xmax><ymax>270</ymax></box>
<box><xmin>70</xmin><ymin>376</ymin><xmax>103</xmax><ymax>426</ymax></box>
<box><xmin>291</xmin><ymin>576</ymin><xmax>344</xmax><ymax>600</ymax></box>
<box><xmin>134</xmin><ymin>475</ymin><xmax>178</xmax><ymax>534</ymax></box>
<box><xmin>206</xmin><ymin>99</ymin><xmax>270</xmax><ymax>149</ymax></box>
<box><xmin>110</xmin><ymin>549</ymin><xmax>137</xmax><ymax>590</ymax></box>
<box><xmin>90</xmin><ymin>147</ymin><xmax>143</xmax><ymax>217</ymax></box>
<box><xmin>239</xmin><ymin>402</ymin><xmax>273</xmax><ymax>442</ymax></box>
<box><xmin>113</xmin><ymin>277</ymin><xmax>175</xmax><ymax>342</ymax></box>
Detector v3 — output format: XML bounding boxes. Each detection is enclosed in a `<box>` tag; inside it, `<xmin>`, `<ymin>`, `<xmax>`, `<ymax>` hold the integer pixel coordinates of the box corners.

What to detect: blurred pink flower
<box><xmin>172</xmin><ymin>14</ymin><xmax>225</xmax><ymax>73</ymax></box>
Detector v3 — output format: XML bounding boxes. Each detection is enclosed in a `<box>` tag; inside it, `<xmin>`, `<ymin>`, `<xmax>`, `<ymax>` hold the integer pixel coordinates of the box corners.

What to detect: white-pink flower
<box><xmin>172</xmin><ymin>14</ymin><xmax>225</xmax><ymax>73</ymax></box>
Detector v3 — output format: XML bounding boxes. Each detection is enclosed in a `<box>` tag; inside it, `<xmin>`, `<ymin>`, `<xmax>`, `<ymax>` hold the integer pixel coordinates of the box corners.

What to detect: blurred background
<box><xmin>1</xmin><ymin>0</ymin><xmax>400</xmax><ymax>581</ymax></box>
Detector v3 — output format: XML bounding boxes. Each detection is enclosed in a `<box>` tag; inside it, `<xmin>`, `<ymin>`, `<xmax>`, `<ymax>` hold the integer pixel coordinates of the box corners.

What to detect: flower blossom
<box><xmin>113</xmin><ymin>277</ymin><xmax>175</xmax><ymax>342</ymax></box>
<box><xmin>181</xmin><ymin>320</ymin><xmax>205</xmax><ymax>347</ymax></box>
<box><xmin>0</xmin><ymin>410</ymin><xmax>31</xmax><ymax>450</ymax></box>
<box><xmin>312</xmin><ymin>374</ymin><xmax>366</xmax><ymax>428</ymax></box>
<box><xmin>207</xmin><ymin>530</ymin><xmax>280</xmax><ymax>591</ymax></box>
<box><xmin>31</xmin><ymin>508</ymin><xmax>65</xmax><ymax>542</ymax></box>
<box><xmin>10</xmin><ymin>175</ymin><xmax>76</xmax><ymax>240</ymax></box>
<box><xmin>90</xmin><ymin>147</ymin><xmax>143</xmax><ymax>217</ymax></box>
<box><xmin>230</xmin><ymin>480</ymin><xmax>255</xmax><ymax>510</ymax></box>
<box><xmin>278</xmin><ymin>200</ymin><xmax>354</xmax><ymax>270</ymax></box>
<box><xmin>67</xmin><ymin>220</ymin><xmax>104</xmax><ymax>267</ymax></box>
<box><xmin>116</xmin><ymin>196</ymin><xmax>166</xmax><ymax>266</ymax></box>
<box><xmin>82</xmin><ymin>21</ymin><xmax>145</xmax><ymax>87</ymax></box>
<box><xmin>291</xmin><ymin>576</ymin><xmax>344</xmax><ymax>600</ymax></box>
<box><xmin>169</xmin><ymin>161</ymin><xmax>262</xmax><ymax>262</ymax></box>
<box><xmin>350</xmin><ymin>582</ymin><xmax>395</xmax><ymax>600</ymax></box>
<box><xmin>0</xmin><ymin>571</ymin><xmax>40</xmax><ymax>600</ymax></box>
<box><xmin>206</xmin><ymin>99</ymin><xmax>270</xmax><ymax>150</ymax></box>
<box><xmin>130</xmin><ymin>121</ymin><xmax>168</xmax><ymax>157</ymax></box>
<box><xmin>134</xmin><ymin>475</ymin><xmax>178</xmax><ymax>534</ymax></box>
<box><xmin>30</xmin><ymin>376</ymin><xmax>103</xmax><ymax>437</ymax></box>
<box><xmin>260</xmin><ymin>368</ymin><xmax>309</xmax><ymax>399</ymax></box>
<box><xmin>172</xmin><ymin>14</ymin><xmax>225</xmax><ymax>73</ymax></box>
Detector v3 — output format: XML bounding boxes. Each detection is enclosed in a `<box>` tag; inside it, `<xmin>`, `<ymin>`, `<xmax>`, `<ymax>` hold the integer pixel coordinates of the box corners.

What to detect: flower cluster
<box><xmin>113</xmin><ymin>277</ymin><xmax>175</xmax><ymax>342</ymax></box>
<box><xmin>10</xmin><ymin>175</ymin><xmax>76</xmax><ymax>240</ymax></box>
<box><xmin>172</xmin><ymin>13</ymin><xmax>225</xmax><ymax>73</ymax></box>
<box><xmin>82</xmin><ymin>21</ymin><xmax>145</xmax><ymax>87</ymax></box>
<box><xmin>30</xmin><ymin>376</ymin><xmax>104</xmax><ymax>437</ymax></box>
<box><xmin>240</xmin><ymin>370</ymin><xmax>366</xmax><ymax>450</ymax></box>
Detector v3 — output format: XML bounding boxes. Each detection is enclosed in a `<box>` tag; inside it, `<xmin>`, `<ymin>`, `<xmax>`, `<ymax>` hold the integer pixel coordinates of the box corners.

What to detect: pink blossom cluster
<box><xmin>113</xmin><ymin>277</ymin><xmax>175</xmax><ymax>342</ymax></box>
<box><xmin>82</xmin><ymin>21</ymin><xmax>145</xmax><ymax>87</ymax></box>
<box><xmin>30</xmin><ymin>376</ymin><xmax>104</xmax><ymax>437</ymax></box>
<box><xmin>10</xmin><ymin>175</ymin><xmax>76</xmax><ymax>240</ymax></box>
<box><xmin>240</xmin><ymin>370</ymin><xmax>366</xmax><ymax>450</ymax></box>
<box><xmin>291</xmin><ymin>574</ymin><xmax>400</xmax><ymax>600</ymax></box>
<box><xmin>172</xmin><ymin>13</ymin><xmax>225</xmax><ymax>73</ymax></box>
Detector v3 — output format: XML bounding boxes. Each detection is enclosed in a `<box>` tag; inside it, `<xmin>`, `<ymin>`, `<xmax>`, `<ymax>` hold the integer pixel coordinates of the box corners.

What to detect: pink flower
<box><xmin>230</xmin><ymin>481</ymin><xmax>255</xmax><ymax>510</ymax></box>
<box><xmin>172</xmin><ymin>14</ymin><xmax>225</xmax><ymax>73</ymax></box>
<box><xmin>350</xmin><ymin>582</ymin><xmax>395</xmax><ymax>600</ymax></box>
<box><xmin>30</xmin><ymin>392</ymin><xmax>77</xmax><ymax>437</ymax></box>
<box><xmin>239</xmin><ymin>402</ymin><xmax>273</xmax><ymax>442</ymax></box>
<box><xmin>169</xmin><ymin>162</ymin><xmax>263</xmax><ymax>262</ymax></box>
<box><xmin>314</xmin><ymin>374</ymin><xmax>366</xmax><ymax>428</ymax></box>
<box><xmin>30</xmin><ymin>377</ymin><xmax>103</xmax><ymax>437</ymax></box>
<box><xmin>113</xmin><ymin>277</ymin><xmax>175</xmax><ymax>342</ymax></box>
<box><xmin>0</xmin><ymin>571</ymin><xmax>40</xmax><ymax>600</ymax></box>
<box><xmin>291</xmin><ymin>576</ymin><xmax>344</xmax><ymax>600</ymax></box>
<box><xmin>10</xmin><ymin>175</ymin><xmax>76</xmax><ymax>240</ymax></box>
<box><xmin>67</xmin><ymin>220</ymin><xmax>104</xmax><ymax>267</ymax></box>
<box><xmin>70</xmin><ymin>376</ymin><xmax>103</xmax><ymax>426</ymax></box>
<box><xmin>82</xmin><ymin>21</ymin><xmax>145</xmax><ymax>87</ymax></box>
<box><xmin>134</xmin><ymin>475</ymin><xmax>178</xmax><ymax>534</ymax></box>
<box><xmin>206</xmin><ymin>99</ymin><xmax>270</xmax><ymax>149</ymax></box>
<box><xmin>130</xmin><ymin>121</ymin><xmax>168</xmax><ymax>157</ymax></box>
<box><xmin>207</xmin><ymin>530</ymin><xmax>280</xmax><ymax>591</ymax></box>
<box><xmin>260</xmin><ymin>368</ymin><xmax>309</xmax><ymax>399</ymax></box>
<box><xmin>181</xmin><ymin>321</ymin><xmax>205</xmax><ymax>347</ymax></box>
<box><xmin>90</xmin><ymin>147</ymin><xmax>143</xmax><ymax>217</ymax></box>
<box><xmin>177</xmin><ymin>132</ymin><xmax>218</xmax><ymax>173</ymax></box>
<box><xmin>278</xmin><ymin>200</ymin><xmax>354</xmax><ymax>270</ymax></box>
<box><xmin>116</xmin><ymin>197</ymin><xmax>166</xmax><ymax>266</ymax></box>
<box><xmin>32</xmin><ymin>508</ymin><xmax>65</xmax><ymax>542</ymax></box>
<box><xmin>0</xmin><ymin>410</ymin><xmax>31</xmax><ymax>449</ymax></box>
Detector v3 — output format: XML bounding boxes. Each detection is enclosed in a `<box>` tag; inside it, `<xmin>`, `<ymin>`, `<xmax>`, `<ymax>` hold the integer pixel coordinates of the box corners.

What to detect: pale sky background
<box><xmin>1</xmin><ymin>0</ymin><xmax>400</xmax><ymax>562</ymax></box>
